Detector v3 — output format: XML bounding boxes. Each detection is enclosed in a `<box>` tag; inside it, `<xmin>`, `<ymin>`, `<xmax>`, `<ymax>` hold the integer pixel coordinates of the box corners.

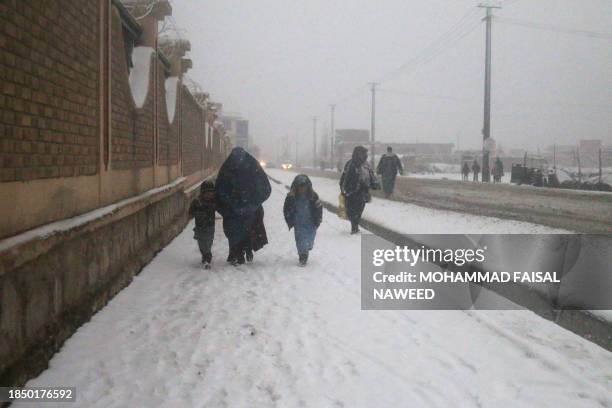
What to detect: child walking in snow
<box><xmin>189</xmin><ymin>180</ymin><xmax>217</xmax><ymax>269</ymax></box>
<box><xmin>283</xmin><ymin>174</ymin><xmax>323</xmax><ymax>266</ymax></box>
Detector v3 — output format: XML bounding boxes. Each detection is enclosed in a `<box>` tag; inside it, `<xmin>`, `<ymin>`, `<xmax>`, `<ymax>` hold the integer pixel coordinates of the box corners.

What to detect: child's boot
<box><xmin>299</xmin><ymin>253</ymin><xmax>308</xmax><ymax>266</ymax></box>
<box><xmin>202</xmin><ymin>253</ymin><xmax>212</xmax><ymax>270</ymax></box>
<box><xmin>227</xmin><ymin>250</ymin><xmax>237</xmax><ymax>265</ymax></box>
<box><xmin>230</xmin><ymin>248</ymin><xmax>245</xmax><ymax>266</ymax></box>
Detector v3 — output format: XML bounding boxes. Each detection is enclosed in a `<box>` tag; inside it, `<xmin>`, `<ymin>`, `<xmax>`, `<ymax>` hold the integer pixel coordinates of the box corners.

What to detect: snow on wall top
<box><xmin>129</xmin><ymin>47</ymin><xmax>155</xmax><ymax>109</ymax></box>
<box><xmin>165</xmin><ymin>77</ymin><xmax>179</xmax><ymax>124</ymax></box>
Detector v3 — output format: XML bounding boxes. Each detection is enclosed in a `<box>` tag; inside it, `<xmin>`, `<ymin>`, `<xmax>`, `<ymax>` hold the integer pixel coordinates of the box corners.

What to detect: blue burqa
<box><xmin>294</xmin><ymin>196</ymin><xmax>316</xmax><ymax>254</ymax></box>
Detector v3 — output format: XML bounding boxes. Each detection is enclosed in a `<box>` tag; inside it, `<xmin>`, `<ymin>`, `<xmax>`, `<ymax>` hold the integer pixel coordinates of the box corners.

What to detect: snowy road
<box><xmin>267</xmin><ymin>169</ymin><xmax>568</xmax><ymax>234</ymax></box>
<box><xmin>18</xmin><ymin>178</ymin><xmax>611</xmax><ymax>408</ymax></box>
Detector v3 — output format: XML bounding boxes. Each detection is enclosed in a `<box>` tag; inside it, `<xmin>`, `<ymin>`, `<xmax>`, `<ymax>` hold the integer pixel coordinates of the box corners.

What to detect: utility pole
<box><xmin>478</xmin><ymin>3</ymin><xmax>501</xmax><ymax>183</ymax></box>
<box><xmin>283</xmin><ymin>134</ymin><xmax>289</xmax><ymax>159</ymax></box>
<box><xmin>369</xmin><ymin>82</ymin><xmax>378</xmax><ymax>168</ymax></box>
<box><xmin>295</xmin><ymin>130</ymin><xmax>299</xmax><ymax>167</ymax></box>
<box><xmin>312</xmin><ymin>117</ymin><xmax>317</xmax><ymax>169</ymax></box>
<box><xmin>576</xmin><ymin>148</ymin><xmax>582</xmax><ymax>183</ymax></box>
<box><xmin>330</xmin><ymin>104</ymin><xmax>336</xmax><ymax>165</ymax></box>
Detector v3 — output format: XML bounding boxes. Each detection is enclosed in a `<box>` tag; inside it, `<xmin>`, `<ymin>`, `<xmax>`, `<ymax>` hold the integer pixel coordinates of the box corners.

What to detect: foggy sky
<box><xmin>172</xmin><ymin>0</ymin><xmax>611</xmax><ymax>159</ymax></box>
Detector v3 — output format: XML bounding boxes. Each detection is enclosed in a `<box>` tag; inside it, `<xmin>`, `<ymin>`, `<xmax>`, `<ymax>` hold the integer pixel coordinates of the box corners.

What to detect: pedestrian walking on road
<box><xmin>461</xmin><ymin>162</ymin><xmax>470</xmax><ymax>181</ymax></box>
<box><xmin>283</xmin><ymin>174</ymin><xmax>323</xmax><ymax>266</ymax></box>
<box><xmin>376</xmin><ymin>146</ymin><xmax>404</xmax><ymax>198</ymax></box>
<box><xmin>189</xmin><ymin>180</ymin><xmax>217</xmax><ymax>269</ymax></box>
<box><xmin>215</xmin><ymin>147</ymin><xmax>271</xmax><ymax>265</ymax></box>
<box><xmin>493</xmin><ymin>157</ymin><xmax>504</xmax><ymax>183</ymax></box>
<box><xmin>472</xmin><ymin>160</ymin><xmax>481</xmax><ymax>182</ymax></box>
<box><xmin>340</xmin><ymin>146</ymin><xmax>380</xmax><ymax>234</ymax></box>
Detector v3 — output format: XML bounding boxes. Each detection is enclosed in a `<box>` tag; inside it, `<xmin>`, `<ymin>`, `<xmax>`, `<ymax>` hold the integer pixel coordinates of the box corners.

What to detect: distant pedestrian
<box><xmin>215</xmin><ymin>147</ymin><xmax>271</xmax><ymax>265</ymax></box>
<box><xmin>189</xmin><ymin>180</ymin><xmax>216</xmax><ymax>269</ymax></box>
<box><xmin>340</xmin><ymin>146</ymin><xmax>380</xmax><ymax>234</ymax></box>
<box><xmin>472</xmin><ymin>160</ymin><xmax>481</xmax><ymax>182</ymax></box>
<box><xmin>461</xmin><ymin>162</ymin><xmax>470</xmax><ymax>181</ymax></box>
<box><xmin>283</xmin><ymin>174</ymin><xmax>323</xmax><ymax>266</ymax></box>
<box><xmin>493</xmin><ymin>157</ymin><xmax>504</xmax><ymax>183</ymax></box>
<box><xmin>376</xmin><ymin>146</ymin><xmax>404</xmax><ymax>198</ymax></box>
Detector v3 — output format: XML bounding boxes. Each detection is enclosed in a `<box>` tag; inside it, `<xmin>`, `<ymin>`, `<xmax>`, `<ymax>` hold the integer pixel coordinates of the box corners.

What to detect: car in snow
<box><xmin>280</xmin><ymin>161</ymin><xmax>294</xmax><ymax>170</ymax></box>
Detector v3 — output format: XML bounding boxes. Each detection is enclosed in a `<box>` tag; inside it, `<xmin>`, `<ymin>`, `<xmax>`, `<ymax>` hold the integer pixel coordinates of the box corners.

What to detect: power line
<box><xmin>333</xmin><ymin>85</ymin><xmax>369</xmax><ymax>106</ymax></box>
<box><xmin>377</xmin><ymin>8</ymin><xmax>483</xmax><ymax>84</ymax></box>
<box><xmin>328</xmin><ymin>5</ymin><xmax>482</xmax><ymax>110</ymax></box>
<box><xmin>378</xmin><ymin>88</ymin><xmax>476</xmax><ymax>102</ymax></box>
<box><xmin>496</xmin><ymin>17</ymin><xmax>612</xmax><ymax>40</ymax></box>
<box><xmin>386</xmin><ymin>20</ymin><xmax>483</xmax><ymax>84</ymax></box>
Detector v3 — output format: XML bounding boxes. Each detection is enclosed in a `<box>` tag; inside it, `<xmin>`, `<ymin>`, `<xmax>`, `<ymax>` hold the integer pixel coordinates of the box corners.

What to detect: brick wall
<box><xmin>157</xmin><ymin>61</ymin><xmax>177</xmax><ymax>167</ymax></box>
<box><xmin>181</xmin><ymin>86</ymin><xmax>205</xmax><ymax>176</ymax></box>
<box><xmin>110</xmin><ymin>9</ymin><xmax>153</xmax><ymax>170</ymax></box>
<box><xmin>0</xmin><ymin>0</ymin><xmax>230</xmax><ymax>385</ymax></box>
<box><xmin>0</xmin><ymin>0</ymin><xmax>227</xmax><ymax>239</ymax></box>
<box><xmin>0</xmin><ymin>0</ymin><xmax>99</xmax><ymax>182</ymax></box>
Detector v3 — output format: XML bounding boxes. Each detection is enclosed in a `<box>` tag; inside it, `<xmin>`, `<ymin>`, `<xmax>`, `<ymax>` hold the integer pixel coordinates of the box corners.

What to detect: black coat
<box><xmin>248</xmin><ymin>207</ymin><xmax>268</xmax><ymax>251</ymax></box>
<box><xmin>189</xmin><ymin>197</ymin><xmax>216</xmax><ymax>228</ymax></box>
<box><xmin>493</xmin><ymin>160</ymin><xmax>504</xmax><ymax>177</ymax></box>
<box><xmin>283</xmin><ymin>175</ymin><xmax>323</xmax><ymax>230</ymax></box>
<box><xmin>215</xmin><ymin>147</ymin><xmax>271</xmax><ymax>249</ymax></box>
<box><xmin>376</xmin><ymin>154</ymin><xmax>403</xmax><ymax>178</ymax></box>
<box><xmin>340</xmin><ymin>146</ymin><xmax>378</xmax><ymax>222</ymax></box>
<box><xmin>215</xmin><ymin>147</ymin><xmax>271</xmax><ymax>218</ymax></box>
<box><xmin>340</xmin><ymin>159</ymin><xmax>379</xmax><ymax>198</ymax></box>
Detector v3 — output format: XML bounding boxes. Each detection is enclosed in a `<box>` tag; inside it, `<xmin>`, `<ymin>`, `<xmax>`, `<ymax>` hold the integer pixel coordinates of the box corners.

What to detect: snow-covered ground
<box><xmin>409</xmin><ymin>171</ymin><xmax>512</xmax><ymax>184</ymax></box>
<box><xmin>17</xmin><ymin>179</ymin><xmax>611</xmax><ymax>408</ymax></box>
<box><xmin>268</xmin><ymin>169</ymin><xmax>567</xmax><ymax>234</ymax></box>
<box><xmin>557</xmin><ymin>167</ymin><xmax>612</xmax><ymax>185</ymax></box>
<box><xmin>408</xmin><ymin>162</ymin><xmax>512</xmax><ymax>183</ymax></box>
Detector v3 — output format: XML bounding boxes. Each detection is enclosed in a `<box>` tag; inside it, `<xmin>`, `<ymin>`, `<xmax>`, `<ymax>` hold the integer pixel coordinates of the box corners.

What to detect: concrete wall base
<box><xmin>0</xmin><ymin>174</ymin><xmax>212</xmax><ymax>387</ymax></box>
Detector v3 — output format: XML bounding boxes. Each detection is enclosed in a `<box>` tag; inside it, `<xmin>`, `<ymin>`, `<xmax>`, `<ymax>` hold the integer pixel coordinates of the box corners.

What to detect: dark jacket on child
<box><xmin>283</xmin><ymin>175</ymin><xmax>323</xmax><ymax>230</ymax></box>
<box><xmin>189</xmin><ymin>181</ymin><xmax>216</xmax><ymax>241</ymax></box>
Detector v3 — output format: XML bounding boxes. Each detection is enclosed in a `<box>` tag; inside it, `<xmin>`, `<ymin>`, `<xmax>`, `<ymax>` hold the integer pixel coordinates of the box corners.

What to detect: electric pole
<box><xmin>295</xmin><ymin>130</ymin><xmax>299</xmax><ymax>167</ymax></box>
<box><xmin>330</xmin><ymin>104</ymin><xmax>336</xmax><ymax>165</ymax></box>
<box><xmin>369</xmin><ymin>82</ymin><xmax>378</xmax><ymax>168</ymax></box>
<box><xmin>479</xmin><ymin>3</ymin><xmax>501</xmax><ymax>183</ymax></box>
<box><xmin>283</xmin><ymin>134</ymin><xmax>289</xmax><ymax>159</ymax></box>
<box><xmin>312</xmin><ymin>117</ymin><xmax>317</xmax><ymax>169</ymax></box>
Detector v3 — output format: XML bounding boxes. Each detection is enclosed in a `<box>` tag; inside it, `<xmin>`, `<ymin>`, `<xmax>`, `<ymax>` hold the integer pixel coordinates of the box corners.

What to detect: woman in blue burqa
<box><xmin>215</xmin><ymin>147</ymin><xmax>271</xmax><ymax>265</ymax></box>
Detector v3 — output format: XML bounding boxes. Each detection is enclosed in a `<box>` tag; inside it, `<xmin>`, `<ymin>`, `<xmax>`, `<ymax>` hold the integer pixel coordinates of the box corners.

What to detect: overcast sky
<box><xmin>172</xmin><ymin>0</ymin><xmax>611</xmax><ymax>159</ymax></box>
